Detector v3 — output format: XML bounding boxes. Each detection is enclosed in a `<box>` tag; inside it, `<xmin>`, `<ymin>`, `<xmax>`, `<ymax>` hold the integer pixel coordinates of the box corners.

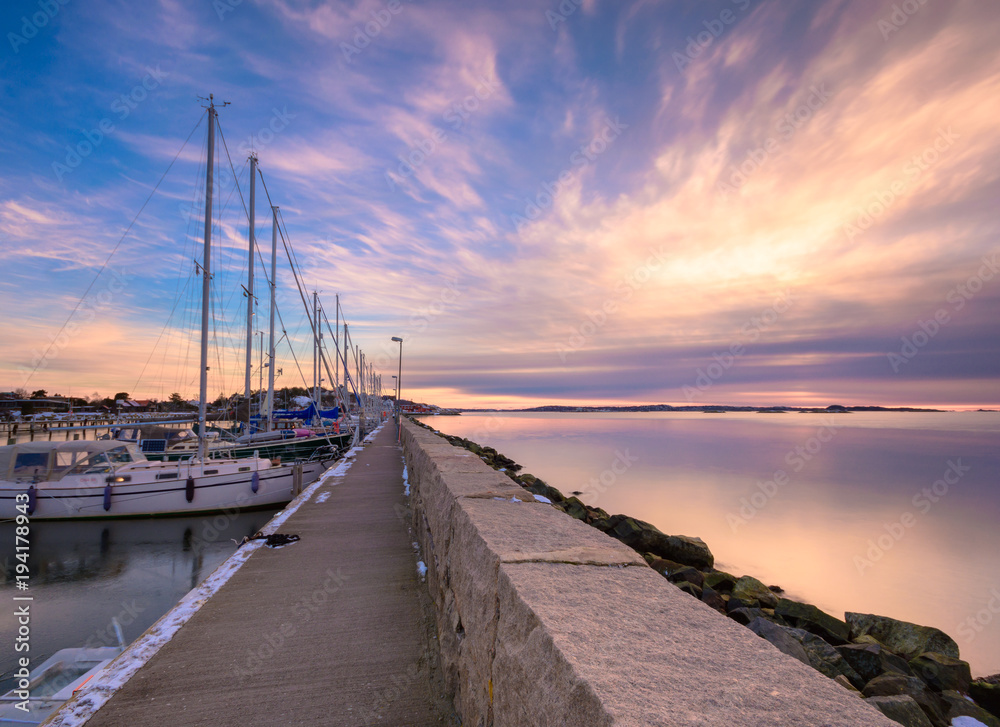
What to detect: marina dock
<box><xmin>74</xmin><ymin>424</ymin><xmax>454</xmax><ymax>726</ymax></box>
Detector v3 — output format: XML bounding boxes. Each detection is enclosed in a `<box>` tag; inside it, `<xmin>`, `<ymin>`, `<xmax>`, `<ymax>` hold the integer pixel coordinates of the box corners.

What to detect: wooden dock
<box><xmin>79</xmin><ymin>424</ymin><xmax>455</xmax><ymax>726</ymax></box>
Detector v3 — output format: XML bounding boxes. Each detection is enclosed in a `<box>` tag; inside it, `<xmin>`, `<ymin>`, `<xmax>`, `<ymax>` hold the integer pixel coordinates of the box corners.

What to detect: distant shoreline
<box><xmin>454</xmin><ymin>404</ymin><xmax>976</xmax><ymax>414</ymax></box>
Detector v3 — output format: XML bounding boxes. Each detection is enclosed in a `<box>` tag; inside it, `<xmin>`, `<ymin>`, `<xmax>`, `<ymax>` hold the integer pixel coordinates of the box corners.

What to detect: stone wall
<box><xmin>400</xmin><ymin>419</ymin><xmax>898</xmax><ymax>727</ymax></box>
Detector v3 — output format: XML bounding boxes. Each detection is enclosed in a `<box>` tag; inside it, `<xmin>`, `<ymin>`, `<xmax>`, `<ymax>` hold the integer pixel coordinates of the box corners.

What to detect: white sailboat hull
<box><xmin>0</xmin><ymin>459</ymin><xmax>328</xmax><ymax>520</ymax></box>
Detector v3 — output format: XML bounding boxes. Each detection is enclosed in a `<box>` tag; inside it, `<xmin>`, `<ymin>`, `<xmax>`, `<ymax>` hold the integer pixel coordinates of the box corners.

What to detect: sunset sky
<box><xmin>1</xmin><ymin>0</ymin><xmax>998</xmax><ymax>409</ymax></box>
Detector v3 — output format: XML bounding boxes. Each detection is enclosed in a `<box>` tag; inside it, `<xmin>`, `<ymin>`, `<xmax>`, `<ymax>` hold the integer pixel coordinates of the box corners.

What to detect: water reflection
<box><xmin>0</xmin><ymin>510</ymin><xmax>274</xmax><ymax>690</ymax></box>
<box><xmin>428</xmin><ymin>412</ymin><xmax>1000</xmax><ymax>677</ymax></box>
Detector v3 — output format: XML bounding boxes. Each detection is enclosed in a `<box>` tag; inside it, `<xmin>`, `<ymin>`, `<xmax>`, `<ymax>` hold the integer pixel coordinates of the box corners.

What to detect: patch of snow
<box><xmin>499</xmin><ymin>467</ymin><xmax>506</xmax><ymax>472</ymax></box>
<box><xmin>511</xmin><ymin>496</ymin><xmax>521</xmax><ymax>503</ymax></box>
<box><xmin>952</xmin><ymin>718</ymin><xmax>989</xmax><ymax>727</ymax></box>
<box><xmin>402</xmin><ymin>464</ymin><xmax>410</xmax><ymax>496</ymax></box>
<box><xmin>533</xmin><ymin>494</ymin><xmax>552</xmax><ymax>503</ymax></box>
<box><xmin>416</xmin><ymin>561</ymin><xmax>428</xmax><ymax>579</ymax></box>
<box><xmin>316</xmin><ymin>491</ymin><xmax>331</xmax><ymax>504</ymax></box>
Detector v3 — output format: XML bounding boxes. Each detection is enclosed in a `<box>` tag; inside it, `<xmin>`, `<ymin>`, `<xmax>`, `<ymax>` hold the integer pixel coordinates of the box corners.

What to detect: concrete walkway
<box><xmin>85</xmin><ymin>425</ymin><xmax>455</xmax><ymax>726</ymax></box>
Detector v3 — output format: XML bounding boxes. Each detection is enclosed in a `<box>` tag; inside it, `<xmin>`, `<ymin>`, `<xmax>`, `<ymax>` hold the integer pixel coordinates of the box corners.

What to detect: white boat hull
<box><xmin>0</xmin><ymin>460</ymin><xmax>328</xmax><ymax>520</ymax></box>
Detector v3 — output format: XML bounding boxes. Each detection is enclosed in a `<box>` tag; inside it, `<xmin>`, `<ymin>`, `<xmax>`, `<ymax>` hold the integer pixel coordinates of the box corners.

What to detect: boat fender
<box><xmin>185</xmin><ymin>476</ymin><xmax>195</xmax><ymax>503</ymax></box>
<box><xmin>27</xmin><ymin>485</ymin><xmax>36</xmax><ymax>515</ymax></box>
<box><xmin>103</xmin><ymin>484</ymin><xmax>112</xmax><ymax>511</ymax></box>
<box><xmin>251</xmin><ymin>471</ymin><xmax>259</xmax><ymax>493</ymax></box>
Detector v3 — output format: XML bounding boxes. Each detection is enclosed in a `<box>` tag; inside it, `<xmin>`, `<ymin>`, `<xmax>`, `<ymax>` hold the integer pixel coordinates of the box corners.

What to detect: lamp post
<box><xmin>391</xmin><ymin>336</ymin><xmax>402</xmax><ymax>441</ymax></box>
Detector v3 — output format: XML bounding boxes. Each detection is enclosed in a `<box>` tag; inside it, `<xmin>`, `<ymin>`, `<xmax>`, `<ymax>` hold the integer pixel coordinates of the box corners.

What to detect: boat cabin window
<box><xmin>105</xmin><ymin>447</ymin><xmax>134</xmax><ymax>463</ymax></box>
<box><xmin>62</xmin><ymin>452</ymin><xmax>114</xmax><ymax>476</ymax></box>
<box><xmin>54</xmin><ymin>446</ymin><xmax>134</xmax><ymax>477</ymax></box>
<box><xmin>12</xmin><ymin>452</ymin><xmax>49</xmax><ymax>478</ymax></box>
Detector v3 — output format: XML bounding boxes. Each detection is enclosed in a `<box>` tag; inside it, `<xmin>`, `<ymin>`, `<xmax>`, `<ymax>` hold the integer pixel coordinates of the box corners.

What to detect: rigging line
<box><xmin>218</xmin><ymin>131</ymin><xmax>279</xmax><ymax>313</ymax></box>
<box><xmin>23</xmin><ymin>111</ymin><xmax>207</xmax><ymax>385</ymax></box>
<box><xmin>129</xmin><ymin>273</ymin><xmax>196</xmax><ymax>397</ymax></box>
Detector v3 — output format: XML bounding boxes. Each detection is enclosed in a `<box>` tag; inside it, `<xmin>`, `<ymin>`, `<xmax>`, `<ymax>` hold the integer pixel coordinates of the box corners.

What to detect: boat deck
<box><xmin>79</xmin><ymin>424</ymin><xmax>455</xmax><ymax>726</ymax></box>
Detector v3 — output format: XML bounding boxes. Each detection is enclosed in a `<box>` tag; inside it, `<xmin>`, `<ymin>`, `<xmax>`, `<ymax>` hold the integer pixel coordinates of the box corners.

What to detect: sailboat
<box><xmin>0</xmin><ymin>97</ymin><xmax>331</xmax><ymax>520</ymax></box>
<box><xmin>111</xmin><ymin>149</ymin><xmax>360</xmax><ymax>462</ymax></box>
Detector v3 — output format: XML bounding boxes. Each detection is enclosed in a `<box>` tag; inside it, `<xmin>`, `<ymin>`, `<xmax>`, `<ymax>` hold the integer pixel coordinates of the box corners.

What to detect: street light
<box><xmin>391</xmin><ymin>336</ymin><xmax>402</xmax><ymax>440</ymax></box>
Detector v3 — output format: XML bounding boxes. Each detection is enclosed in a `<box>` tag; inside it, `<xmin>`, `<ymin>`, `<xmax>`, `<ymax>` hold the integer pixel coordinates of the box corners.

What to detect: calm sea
<box><xmin>426</xmin><ymin>411</ymin><xmax>1000</xmax><ymax>677</ymax></box>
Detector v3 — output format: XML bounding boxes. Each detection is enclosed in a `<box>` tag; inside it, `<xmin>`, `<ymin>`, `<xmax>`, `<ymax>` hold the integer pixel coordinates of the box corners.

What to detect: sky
<box><xmin>1</xmin><ymin>0</ymin><xmax>998</xmax><ymax>410</ymax></box>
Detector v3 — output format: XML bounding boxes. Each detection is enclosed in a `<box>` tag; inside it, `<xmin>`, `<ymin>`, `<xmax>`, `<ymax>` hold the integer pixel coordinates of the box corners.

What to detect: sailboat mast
<box><xmin>267</xmin><ymin>204</ymin><xmax>278</xmax><ymax>432</ymax></box>
<box><xmin>244</xmin><ymin>153</ymin><xmax>256</xmax><ymax>431</ymax></box>
<box><xmin>198</xmin><ymin>98</ymin><xmax>216</xmax><ymax>462</ymax></box>
<box><xmin>335</xmin><ymin>294</ymin><xmax>339</xmax><ymax>403</ymax></box>
<box><xmin>313</xmin><ymin>291</ymin><xmax>320</xmax><ymax>424</ymax></box>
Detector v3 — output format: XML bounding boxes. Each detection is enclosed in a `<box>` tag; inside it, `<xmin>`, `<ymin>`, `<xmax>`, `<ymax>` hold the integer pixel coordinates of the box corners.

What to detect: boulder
<box><xmin>776</xmin><ymin>598</ymin><xmax>849</xmax><ymax>644</ymax></box>
<box><xmin>865</xmin><ymin>695</ymin><xmax>934</xmax><ymax>727</ymax></box>
<box><xmin>702</xmin><ymin>570</ymin><xmax>737</xmax><ymax>592</ymax></box>
<box><xmin>700</xmin><ymin>585</ymin><xmax>727</xmax><ymax>614</ymax></box>
<box><xmin>583</xmin><ymin>504</ymin><xmax>610</xmax><ymax>526</ymax></box>
<box><xmin>837</xmin><ymin>643</ymin><xmax>914</xmax><ymax>684</ymax></box>
<box><xmin>555</xmin><ymin>496</ymin><xmax>588</xmax><ymax>521</ymax></box>
<box><xmin>667</xmin><ymin>566</ymin><xmax>705</xmax><ymax>589</ymax></box>
<box><xmin>910</xmin><ymin>652</ymin><xmax>972</xmax><ymax>693</ymax></box>
<box><xmin>846</xmin><ymin>613</ymin><xmax>960</xmax><ymax>661</ymax></box>
<box><xmin>746</xmin><ymin>617</ymin><xmax>811</xmax><ymax>667</ymax></box>
<box><xmin>797</xmin><ymin>631</ymin><xmax>866</xmax><ymax>689</ymax></box>
<box><xmin>862</xmin><ymin>674</ymin><xmax>948</xmax><ymax>725</ymax></box>
<box><xmin>728</xmin><ymin>607</ymin><xmax>767</xmax><ymax>626</ymax></box>
<box><xmin>970</xmin><ymin>681</ymin><xmax>1000</xmax><ymax>718</ymax></box>
<box><xmin>674</xmin><ymin>581</ymin><xmax>702</xmax><ymax>599</ymax></box>
<box><xmin>834</xmin><ymin>674</ymin><xmax>861</xmax><ymax>694</ymax></box>
<box><xmin>606</xmin><ymin>516</ymin><xmax>714</xmax><ymax>568</ymax></box>
<box><xmin>731</xmin><ymin>575</ymin><xmax>778</xmax><ymax>609</ymax></box>
<box><xmin>941</xmin><ymin>690</ymin><xmax>1000</xmax><ymax>727</ymax></box>
<box><xmin>863</xmin><ymin>674</ymin><xmax>933</xmax><ymax>699</ymax></box>
<box><xmin>523</xmin><ymin>479</ymin><xmax>565</xmax><ymax>504</ymax></box>
<box><xmin>647</xmin><ymin>557</ymin><xmax>683</xmax><ymax>578</ymax></box>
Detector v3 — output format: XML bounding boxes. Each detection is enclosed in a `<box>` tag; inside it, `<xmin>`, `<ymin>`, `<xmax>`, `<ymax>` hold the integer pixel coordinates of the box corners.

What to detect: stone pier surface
<box><xmin>74</xmin><ymin>424</ymin><xmax>454</xmax><ymax>726</ymax></box>
<box><xmin>401</xmin><ymin>419</ymin><xmax>899</xmax><ymax>727</ymax></box>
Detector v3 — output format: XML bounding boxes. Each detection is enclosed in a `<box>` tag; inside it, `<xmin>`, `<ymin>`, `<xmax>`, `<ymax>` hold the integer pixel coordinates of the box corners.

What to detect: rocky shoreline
<box><xmin>410</xmin><ymin>417</ymin><xmax>1000</xmax><ymax>727</ymax></box>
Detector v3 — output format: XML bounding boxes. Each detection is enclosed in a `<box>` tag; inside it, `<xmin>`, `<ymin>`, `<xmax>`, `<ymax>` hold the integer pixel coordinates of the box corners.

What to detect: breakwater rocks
<box><xmin>410</xmin><ymin>418</ymin><xmax>1000</xmax><ymax>727</ymax></box>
